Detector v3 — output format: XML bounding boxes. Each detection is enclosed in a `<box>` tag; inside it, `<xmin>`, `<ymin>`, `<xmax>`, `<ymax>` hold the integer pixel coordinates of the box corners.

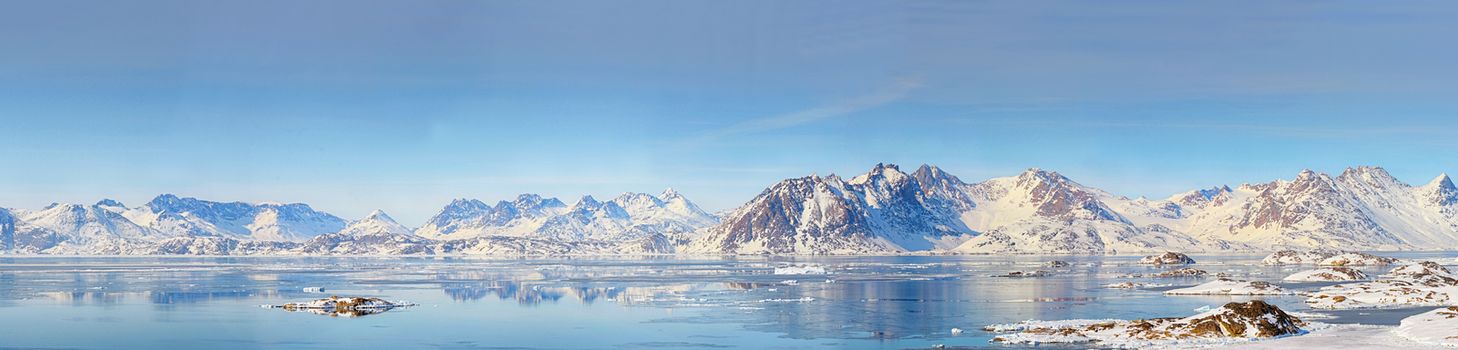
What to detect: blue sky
<box><xmin>2</xmin><ymin>1</ymin><xmax>1456</xmax><ymax>225</ymax></box>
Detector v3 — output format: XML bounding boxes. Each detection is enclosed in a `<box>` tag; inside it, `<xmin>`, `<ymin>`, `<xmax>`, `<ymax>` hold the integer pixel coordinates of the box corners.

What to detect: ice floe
<box><xmin>772</xmin><ymin>264</ymin><xmax>828</xmax><ymax>275</ymax></box>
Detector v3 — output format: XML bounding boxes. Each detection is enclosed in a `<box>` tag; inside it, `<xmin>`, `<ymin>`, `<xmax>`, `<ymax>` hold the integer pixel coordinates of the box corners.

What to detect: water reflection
<box><xmin>3</xmin><ymin>254</ymin><xmax>1456</xmax><ymax>350</ymax></box>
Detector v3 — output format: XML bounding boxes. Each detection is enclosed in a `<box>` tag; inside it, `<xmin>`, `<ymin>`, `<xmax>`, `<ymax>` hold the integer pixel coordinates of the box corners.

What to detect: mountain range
<box><xmin>3</xmin><ymin>164</ymin><xmax>1455</xmax><ymax>255</ymax></box>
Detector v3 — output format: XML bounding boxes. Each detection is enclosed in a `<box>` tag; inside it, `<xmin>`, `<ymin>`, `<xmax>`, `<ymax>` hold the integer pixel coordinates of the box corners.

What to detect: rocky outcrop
<box><xmin>988</xmin><ymin>301</ymin><xmax>1304</xmax><ymax>345</ymax></box>
<box><xmin>1283</xmin><ymin>267</ymin><xmax>1369</xmax><ymax>282</ymax></box>
<box><xmin>1138</xmin><ymin>252</ymin><xmax>1196</xmax><ymax>265</ymax></box>
<box><xmin>1306</xmin><ymin>261</ymin><xmax>1458</xmax><ymax>309</ymax></box>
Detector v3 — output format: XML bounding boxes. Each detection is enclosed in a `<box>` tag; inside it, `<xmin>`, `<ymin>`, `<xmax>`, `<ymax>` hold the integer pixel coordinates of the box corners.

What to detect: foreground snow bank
<box><xmin>1283</xmin><ymin>267</ymin><xmax>1369</xmax><ymax>282</ymax></box>
<box><xmin>1395</xmin><ymin>307</ymin><xmax>1458</xmax><ymax>347</ymax></box>
<box><xmin>1165</xmin><ymin>279</ymin><xmax>1289</xmax><ymax>295</ymax></box>
<box><xmin>1306</xmin><ymin>261</ymin><xmax>1458</xmax><ymax>309</ymax></box>
<box><xmin>987</xmin><ymin>301</ymin><xmax>1304</xmax><ymax>347</ymax></box>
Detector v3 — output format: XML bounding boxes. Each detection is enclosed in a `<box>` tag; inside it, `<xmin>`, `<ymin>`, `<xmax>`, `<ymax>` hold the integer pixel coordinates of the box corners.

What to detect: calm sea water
<box><xmin>3</xmin><ymin>253</ymin><xmax>1456</xmax><ymax>350</ymax></box>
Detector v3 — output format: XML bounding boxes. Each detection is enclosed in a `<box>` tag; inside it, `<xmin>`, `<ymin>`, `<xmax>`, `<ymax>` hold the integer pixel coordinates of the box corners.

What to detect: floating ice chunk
<box><xmin>950</xmin><ymin>327</ymin><xmax>963</xmax><ymax>335</ymax></box>
<box><xmin>773</xmin><ymin>264</ymin><xmax>828</xmax><ymax>275</ymax></box>
<box><xmin>303</xmin><ymin>287</ymin><xmax>326</xmax><ymax>293</ymax></box>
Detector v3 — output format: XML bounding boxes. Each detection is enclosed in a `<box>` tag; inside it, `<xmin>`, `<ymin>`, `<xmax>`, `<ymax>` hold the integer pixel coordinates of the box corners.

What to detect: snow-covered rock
<box><xmin>1139</xmin><ymin>252</ymin><xmax>1196</xmax><ymax>265</ymax></box>
<box><xmin>1317</xmin><ymin>252</ymin><xmax>1400</xmax><ymax>266</ymax></box>
<box><xmin>1306</xmin><ymin>261</ymin><xmax>1458</xmax><ymax>309</ymax></box>
<box><xmin>1122</xmin><ymin>267</ymin><xmax>1209</xmax><ymax>278</ymax></box>
<box><xmin>988</xmin><ymin>300</ymin><xmax>1305</xmax><ymax>345</ymax></box>
<box><xmin>1394</xmin><ymin>307</ymin><xmax>1458</xmax><ymax>347</ymax></box>
<box><xmin>1103</xmin><ymin>282</ymin><xmax>1171</xmax><ymax>289</ymax></box>
<box><xmin>1283</xmin><ymin>267</ymin><xmax>1369</xmax><ymax>282</ymax></box>
<box><xmin>1262</xmin><ymin>249</ymin><xmax>1344</xmax><ymax>265</ymax></box>
<box><xmin>1164</xmin><ymin>279</ymin><xmax>1289</xmax><ymax>295</ymax></box>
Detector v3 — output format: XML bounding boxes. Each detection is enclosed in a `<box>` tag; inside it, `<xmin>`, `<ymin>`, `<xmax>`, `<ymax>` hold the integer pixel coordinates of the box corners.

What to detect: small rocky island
<box><xmin>268</xmin><ymin>296</ymin><xmax>414</xmax><ymax>317</ymax></box>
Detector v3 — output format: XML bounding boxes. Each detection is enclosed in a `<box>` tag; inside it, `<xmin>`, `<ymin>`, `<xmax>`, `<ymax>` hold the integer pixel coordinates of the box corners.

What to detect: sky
<box><xmin>2</xmin><ymin>0</ymin><xmax>1457</xmax><ymax>225</ymax></box>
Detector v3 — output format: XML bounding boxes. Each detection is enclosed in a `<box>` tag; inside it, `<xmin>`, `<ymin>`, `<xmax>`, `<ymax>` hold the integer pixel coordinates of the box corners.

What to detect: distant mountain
<box><xmin>415</xmin><ymin>194</ymin><xmax>568</xmax><ymax>239</ymax></box>
<box><xmin>416</xmin><ymin>191</ymin><xmax>717</xmax><ymax>243</ymax></box>
<box><xmin>128</xmin><ymin>194</ymin><xmax>347</xmax><ymax>241</ymax></box>
<box><xmin>951</xmin><ymin>168</ymin><xmax>1227</xmax><ymax>254</ymax></box>
<box><xmin>1131</xmin><ymin>167</ymin><xmax>1458</xmax><ymax>250</ymax></box>
<box><xmin>3</xmin><ymin>164</ymin><xmax>1458</xmax><ymax>255</ymax></box>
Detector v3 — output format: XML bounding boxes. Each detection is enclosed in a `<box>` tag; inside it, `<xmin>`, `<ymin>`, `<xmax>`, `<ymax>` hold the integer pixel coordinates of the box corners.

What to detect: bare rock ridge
<box><xmin>3</xmin><ymin>163</ymin><xmax>1458</xmax><ymax>255</ymax></box>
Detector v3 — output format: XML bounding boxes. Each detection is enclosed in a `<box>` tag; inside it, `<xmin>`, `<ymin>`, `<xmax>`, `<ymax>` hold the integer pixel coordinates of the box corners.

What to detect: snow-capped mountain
<box><xmin>120</xmin><ymin>194</ymin><xmax>347</xmax><ymax>241</ymax></box>
<box><xmin>952</xmin><ymin>168</ymin><xmax>1226</xmax><ymax>254</ymax></box>
<box><xmin>22</xmin><ymin>201</ymin><xmax>155</xmax><ymax>240</ymax></box>
<box><xmin>3</xmin><ymin>164</ymin><xmax>1457</xmax><ymax>256</ymax></box>
<box><xmin>339</xmin><ymin>210</ymin><xmax>412</xmax><ymax>237</ymax></box>
<box><xmin>684</xmin><ymin>164</ymin><xmax>974</xmax><ymax>254</ymax></box>
<box><xmin>415</xmin><ymin>191</ymin><xmax>717</xmax><ymax>242</ymax></box>
<box><xmin>415</xmin><ymin>194</ymin><xmax>568</xmax><ymax>239</ymax></box>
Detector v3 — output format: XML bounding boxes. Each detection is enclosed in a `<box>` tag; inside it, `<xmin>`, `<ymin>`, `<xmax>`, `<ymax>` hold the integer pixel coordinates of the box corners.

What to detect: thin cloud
<box><xmin>690</xmin><ymin>78</ymin><xmax>923</xmax><ymax>144</ymax></box>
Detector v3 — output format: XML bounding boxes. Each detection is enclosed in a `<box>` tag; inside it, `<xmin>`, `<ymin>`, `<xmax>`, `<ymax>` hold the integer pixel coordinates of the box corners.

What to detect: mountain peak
<box><xmin>661</xmin><ymin>188</ymin><xmax>682</xmax><ymax>199</ymax></box>
<box><xmin>1339</xmin><ymin>165</ymin><xmax>1398</xmax><ymax>184</ymax></box>
<box><xmin>444</xmin><ymin>198</ymin><xmax>491</xmax><ymax>213</ymax></box>
<box><xmin>1016</xmin><ymin>167</ymin><xmax>1070</xmax><ymax>185</ymax></box>
<box><xmin>1427</xmin><ymin>173</ymin><xmax>1455</xmax><ymax>189</ymax></box>
<box><xmin>363</xmin><ymin>209</ymin><xmax>396</xmax><ymax>223</ymax></box>
<box><xmin>912</xmin><ymin>164</ymin><xmax>964</xmax><ymax>186</ymax></box>
<box><xmin>95</xmin><ymin>199</ymin><xmax>125</xmax><ymax>207</ymax></box>
<box><xmin>577</xmin><ymin>195</ymin><xmax>600</xmax><ymax>207</ymax></box>
<box><xmin>848</xmin><ymin>163</ymin><xmax>909</xmax><ymax>185</ymax></box>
